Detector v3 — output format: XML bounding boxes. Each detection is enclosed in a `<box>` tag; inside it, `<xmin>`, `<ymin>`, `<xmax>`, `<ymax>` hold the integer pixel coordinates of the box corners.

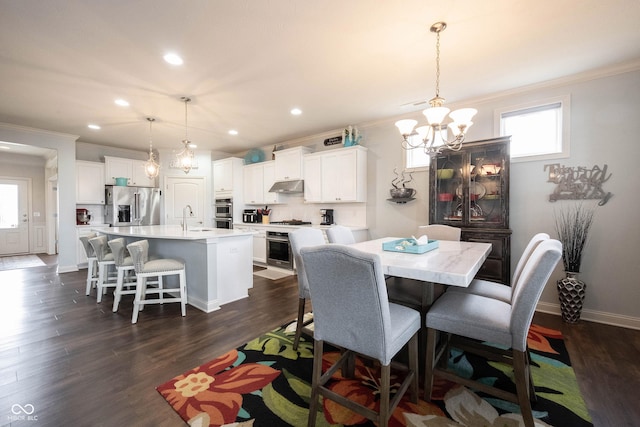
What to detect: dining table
<box><xmin>350</xmin><ymin>237</ymin><xmax>492</xmax><ymax>287</ymax></box>
<box><xmin>349</xmin><ymin>237</ymin><xmax>492</xmax><ymax>368</ymax></box>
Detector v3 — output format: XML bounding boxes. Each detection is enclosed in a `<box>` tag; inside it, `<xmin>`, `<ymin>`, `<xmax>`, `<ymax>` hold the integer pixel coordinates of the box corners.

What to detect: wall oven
<box><xmin>266</xmin><ymin>231</ymin><xmax>293</xmax><ymax>270</ymax></box>
<box><xmin>214</xmin><ymin>198</ymin><xmax>233</xmax><ymax>229</ymax></box>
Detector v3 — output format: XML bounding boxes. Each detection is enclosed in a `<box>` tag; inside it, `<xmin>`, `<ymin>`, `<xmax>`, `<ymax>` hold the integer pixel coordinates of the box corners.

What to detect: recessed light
<box><xmin>114</xmin><ymin>99</ymin><xmax>129</xmax><ymax>107</ymax></box>
<box><xmin>88</xmin><ymin>124</ymin><xmax>101</xmax><ymax>130</ymax></box>
<box><xmin>163</xmin><ymin>53</ymin><xmax>183</xmax><ymax>65</ymax></box>
<box><xmin>290</xmin><ymin>108</ymin><xmax>302</xmax><ymax>116</ymax></box>
<box><xmin>228</xmin><ymin>130</ymin><xmax>238</xmax><ymax>135</ymax></box>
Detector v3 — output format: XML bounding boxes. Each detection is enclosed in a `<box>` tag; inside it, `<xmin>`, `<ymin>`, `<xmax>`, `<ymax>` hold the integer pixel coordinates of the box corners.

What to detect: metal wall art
<box><xmin>544</xmin><ymin>163</ymin><xmax>612</xmax><ymax>205</ymax></box>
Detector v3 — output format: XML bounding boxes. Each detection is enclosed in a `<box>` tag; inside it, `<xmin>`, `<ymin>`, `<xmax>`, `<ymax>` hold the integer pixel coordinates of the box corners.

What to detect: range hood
<box><xmin>268</xmin><ymin>179</ymin><xmax>304</xmax><ymax>193</ymax></box>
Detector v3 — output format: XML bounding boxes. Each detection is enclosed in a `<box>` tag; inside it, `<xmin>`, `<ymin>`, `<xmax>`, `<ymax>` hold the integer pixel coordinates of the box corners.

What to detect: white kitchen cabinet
<box><xmin>243</xmin><ymin>161</ymin><xmax>281</xmax><ymax>205</ymax></box>
<box><xmin>104</xmin><ymin>156</ymin><xmax>157</xmax><ymax>187</ymax></box>
<box><xmin>304</xmin><ymin>145</ymin><xmax>367</xmax><ymax>203</ymax></box>
<box><xmin>262</xmin><ymin>162</ymin><xmax>280</xmax><ymax>205</ymax></box>
<box><xmin>234</xmin><ymin>225</ymin><xmax>267</xmax><ymax>264</ymax></box>
<box><xmin>213</xmin><ymin>157</ymin><xmax>243</xmax><ymax>197</ymax></box>
<box><xmin>273</xmin><ymin>146</ymin><xmax>312</xmax><ymax>181</ymax></box>
<box><xmin>76</xmin><ymin>161</ymin><xmax>105</xmax><ymax>204</ymax></box>
<box><xmin>302</xmin><ymin>154</ymin><xmax>323</xmax><ymax>203</ymax></box>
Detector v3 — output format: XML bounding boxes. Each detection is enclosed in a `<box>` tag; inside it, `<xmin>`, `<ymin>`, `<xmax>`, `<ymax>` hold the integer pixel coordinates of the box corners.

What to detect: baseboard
<box><xmin>536</xmin><ymin>301</ymin><xmax>640</xmax><ymax>330</ymax></box>
<box><xmin>57</xmin><ymin>264</ymin><xmax>79</xmax><ymax>274</ymax></box>
<box><xmin>188</xmin><ymin>295</ymin><xmax>220</xmax><ymax>314</ymax></box>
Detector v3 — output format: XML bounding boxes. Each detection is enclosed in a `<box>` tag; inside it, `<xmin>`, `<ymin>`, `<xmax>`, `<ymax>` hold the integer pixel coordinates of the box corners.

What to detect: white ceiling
<box><xmin>1</xmin><ymin>0</ymin><xmax>639</xmax><ymax>156</ymax></box>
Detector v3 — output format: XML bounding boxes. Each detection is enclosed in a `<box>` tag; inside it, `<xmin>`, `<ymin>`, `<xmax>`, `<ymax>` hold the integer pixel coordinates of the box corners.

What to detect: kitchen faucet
<box><xmin>182</xmin><ymin>205</ymin><xmax>194</xmax><ymax>231</ymax></box>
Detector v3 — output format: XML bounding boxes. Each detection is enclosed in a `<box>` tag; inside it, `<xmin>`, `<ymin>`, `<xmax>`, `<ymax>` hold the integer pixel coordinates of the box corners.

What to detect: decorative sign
<box><xmin>323</xmin><ymin>136</ymin><xmax>343</xmax><ymax>146</ymax></box>
<box><xmin>544</xmin><ymin>163</ymin><xmax>612</xmax><ymax>205</ymax></box>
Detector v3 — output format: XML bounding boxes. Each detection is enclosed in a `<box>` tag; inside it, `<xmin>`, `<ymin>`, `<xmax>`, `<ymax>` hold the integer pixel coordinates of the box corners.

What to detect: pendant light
<box><xmin>395</xmin><ymin>22</ymin><xmax>477</xmax><ymax>157</ymax></box>
<box><xmin>144</xmin><ymin>117</ymin><xmax>160</xmax><ymax>179</ymax></box>
<box><xmin>175</xmin><ymin>97</ymin><xmax>195</xmax><ymax>174</ymax></box>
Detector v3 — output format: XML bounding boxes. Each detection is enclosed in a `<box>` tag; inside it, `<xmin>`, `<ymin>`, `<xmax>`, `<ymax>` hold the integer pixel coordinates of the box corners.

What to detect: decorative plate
<box><xmin>244</xmin><ymin>148</ymin><xmax>265</xmax><ymax>164</ymax></box>
<box><xmin>456</xmin><ymin>182</ymin><xmax>486</xmax><ymax>200</ymax></box>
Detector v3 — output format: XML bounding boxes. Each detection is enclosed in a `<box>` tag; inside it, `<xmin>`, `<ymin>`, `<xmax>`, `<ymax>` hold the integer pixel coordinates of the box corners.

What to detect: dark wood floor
<box><xmin>1</xmin><ymin>255</ymin><xmax>638</xmax><ymax>426</ymax></box>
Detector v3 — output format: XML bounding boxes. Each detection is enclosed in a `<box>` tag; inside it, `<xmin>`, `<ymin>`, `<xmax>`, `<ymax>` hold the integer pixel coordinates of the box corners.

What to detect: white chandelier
<box><xmin>174</xmin><ymin>96</ymin><xmax>195</xmax><ymax>174</ymax></box>
<box><xmin>395</xmin><ymin>22</ymin><xmax>477</xmax><ymax>157</ymax></box>
<box><xmin>143</xmin><ymin>117</ymin><xmax>160</xmax><ymax>179</ymax></box>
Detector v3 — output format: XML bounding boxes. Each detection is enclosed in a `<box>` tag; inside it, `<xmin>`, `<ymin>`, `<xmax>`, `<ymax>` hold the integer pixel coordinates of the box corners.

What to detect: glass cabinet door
<box><xmin>431</xmin><ymin>152</ymin><xmax>464</xmax><ymax>224</ymax></box>
<box><xmin>468</xmin><ymin>146</ymin><xmax>508</xmax><ymax>228</ymax></box>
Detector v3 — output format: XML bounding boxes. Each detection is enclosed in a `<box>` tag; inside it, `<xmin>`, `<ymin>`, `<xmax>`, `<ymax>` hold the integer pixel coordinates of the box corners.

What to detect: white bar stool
<box><xmin>107</xmin><ymin>238</ymin><xmax>137</xmax><ymax>312</ymax></box>
<box><xmin>126</xmin><ymin>240</ymin><xmax>187</xmax><ymax>324</ymax></box>
<box><xmin>88</xmin><ymin>235</ymin><xmax>117</xmax><ymax>303</ymax></box>
<box><xmin>79</xmin><ymin>232</ymin><xmax>98</xmax><ymax>295</ymax></box>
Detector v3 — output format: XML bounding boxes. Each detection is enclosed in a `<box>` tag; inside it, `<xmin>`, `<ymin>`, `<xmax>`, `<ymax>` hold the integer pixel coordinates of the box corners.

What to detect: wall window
<box><xmin>404</xmin><ymin>133</ymin><xmax>431</xmax><ymax>170</ymax></box>
<box><xmin>495</xmin><ymin>95</ymin><xmax>570</xmax><ymax>162</ymax></box>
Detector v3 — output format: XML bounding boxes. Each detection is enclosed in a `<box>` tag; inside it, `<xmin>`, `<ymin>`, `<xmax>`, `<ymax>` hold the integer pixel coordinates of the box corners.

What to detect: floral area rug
<box><xmin>157</xmin><ymin>322</ymin><xmax>592</xmax><ymax>427</ymax></box>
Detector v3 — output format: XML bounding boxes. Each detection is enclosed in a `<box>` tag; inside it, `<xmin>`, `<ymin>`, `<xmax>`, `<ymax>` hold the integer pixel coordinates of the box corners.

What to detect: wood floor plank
<box><xmin>0</xmin><ymin>259</ymin><xmax>638</xmax><ymax>426</ymax></box>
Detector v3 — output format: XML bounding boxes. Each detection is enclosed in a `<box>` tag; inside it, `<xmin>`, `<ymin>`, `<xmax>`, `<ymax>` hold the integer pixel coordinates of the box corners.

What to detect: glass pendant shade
<box><xmin>395</xmin><ymin>119</ymin><xmax>418</xmax><ymax>136</ymax></box>
<box><xmin>423</xmin><ymin>106</ymin><xmax>450</xmax><ymax>125</ymax></box>
<box><xmin>449</xmin><ymin>108</ymin><xmax>478</xmax><ymax>125</ymax></box>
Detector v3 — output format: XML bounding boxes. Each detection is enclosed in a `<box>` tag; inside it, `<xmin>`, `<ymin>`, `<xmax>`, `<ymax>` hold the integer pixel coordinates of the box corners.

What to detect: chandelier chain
<box><xmin>434</xmin><ymin>29</ymin><xmax>441</xmax><ymax>99</ymax></box>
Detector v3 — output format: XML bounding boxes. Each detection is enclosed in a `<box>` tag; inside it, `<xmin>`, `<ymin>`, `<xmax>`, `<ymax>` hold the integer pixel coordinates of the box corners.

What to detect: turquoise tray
<box><xmin>382</xmin><ymin>238</ymin><xmax>439</xmax><ymax>254</ymax></box>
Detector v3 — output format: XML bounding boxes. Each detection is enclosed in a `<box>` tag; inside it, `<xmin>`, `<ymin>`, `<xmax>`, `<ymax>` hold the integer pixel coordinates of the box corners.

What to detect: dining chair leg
<box><xmin>379</xmin><ymin>363</ymin><xmax>391</xmax><ymax>427</ymax></box>
<box><xmin>307</xmin><ymin>339</ymin><xmax>323</xmax><ymax>427</ymax></box>
<box><xmin>96</xmin><ymin>263</ymin><xmax>107</xmax><ymax>303</ymax></box>
<box><xmin>113</xmin><ymin>267</ymin><xmax>125</xmax><ymax>312</ymax></box>
<box><xmin>293</xmin><ymin>297</ymin><xmax>306</xmax><ymax>350</ymax></box>
<box><xmin>424</xmin><ymin>328</ymin><xmax>437</xmax><ymax>401</ymax></box>
<box><xmin>514</xmin><ymin>349</ymin><xmax>535</xmax><ymax>427</ymax></box>
<box><xmin>526</xmin><ymin>347</ymin><xmax>537</xmax><ymax>402</ymax></box>
<box><xmin>408</xmin><ymin>333</ymin><xmax>419</xmax><ymax>403</ymax></box>
<box><xmin>85</xmin><ymin>258</ymin><xmax>96</xmax><ymax>295</ymax></box>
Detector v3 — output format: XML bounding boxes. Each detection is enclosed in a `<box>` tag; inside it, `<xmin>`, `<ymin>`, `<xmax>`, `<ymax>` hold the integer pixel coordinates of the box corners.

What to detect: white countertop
<box><xmin>233</xmin><ymin>222</ymin><xmax>368</xmax><ymax>232</ymax></box>
<box><xmin>95</xmin><ymin>225</ymin><xmax>256</xmax><ymax>240</ymax></box>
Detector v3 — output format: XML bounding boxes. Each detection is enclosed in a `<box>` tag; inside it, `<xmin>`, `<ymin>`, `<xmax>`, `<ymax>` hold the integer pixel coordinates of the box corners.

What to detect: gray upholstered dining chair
<box><xmin>79</xmin><ymin>232</ymin><xmax>98</xmax><ymax>296</ymax></box>
<box><xmin>288</xmin><ymin>227</ymin><xmax>325</xmax><ymax>350</ymax></box>
<box><xmin>126</xmin><ymin>240</ymin><xmax>187</xmax><ymax>324</ymax></box>
<box><xmin>449</xmin><ymin>232</ymin><xmax>550</xmax><ymax>302</ymax></box>
<box><xmin>301</xmin><ymin>245</ymin><xmax>420</xmax><ymax>427</ymax></box>
<box><xmin>88</xmin><ymin>235</ymin><xmax>117</xmax><ymax>303</ymax></box>
<box><xmin>417</xmin><ymin>224</ymin><xmax>461</xmax><ymax>241</ymax></box>
<box><xmin>107</xmin><ymin>238</ymin><xmax>136</xmax><ymax>313</ymax></box>
<box><xmin>325</xmin><ymin>225</ymin><xmax>356</xmax><ymax>245</ymax></box>
<box><xmin>424</xmin><ymin>239</ymin><xmax>562</xmax><ymax>427</ymax></box>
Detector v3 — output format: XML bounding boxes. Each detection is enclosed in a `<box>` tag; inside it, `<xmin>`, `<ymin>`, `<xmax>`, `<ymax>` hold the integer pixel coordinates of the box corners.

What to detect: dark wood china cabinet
<box><xmin>429</xmin><ymin>136</ymin><xmax>512</xmax><ymax>284</ymax></box>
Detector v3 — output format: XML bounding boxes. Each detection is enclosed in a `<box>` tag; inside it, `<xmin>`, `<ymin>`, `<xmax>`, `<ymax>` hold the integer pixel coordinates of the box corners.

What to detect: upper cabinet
<box><xmin>76</xmin><ymin>161</ymin><xmax>105</xmax><ymax>204</ymax></box>
<box><xmin>243</xmin><ymin>161</ymin><xmax>281</xmax><ymax>205</ymax></box>
<box><xmin>104</xmin><ymin>156</ymin><xmax>157</xmax><ymax>187</ymax></box>
<box><xmin>273</xmin><ymin>146</ymin><xmax>312</xmax><ymax>181</ymax></box>
<box><xmin>213</xmin><ymin>157</ymin><xmax>243</xmax><ymax>198</ymax></box>
<box><xmin>303</xmin><ymin>146</ymin><xmax>367</xmax><ymax>203</ymax></box>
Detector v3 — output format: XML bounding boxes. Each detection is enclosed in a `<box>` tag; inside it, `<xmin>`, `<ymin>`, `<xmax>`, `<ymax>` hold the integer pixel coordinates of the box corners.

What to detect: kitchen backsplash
<box><xmin>257</xmin><ymin>194</ymin><xmax>366</xmax><ymax>227</ymax></box>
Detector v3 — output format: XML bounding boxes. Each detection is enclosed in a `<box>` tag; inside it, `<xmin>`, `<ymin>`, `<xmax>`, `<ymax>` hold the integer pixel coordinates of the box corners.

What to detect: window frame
<box><xmin>494</xmin><ymin>95</ymin><xmax>571</xmax><ymax>163</ymax></box>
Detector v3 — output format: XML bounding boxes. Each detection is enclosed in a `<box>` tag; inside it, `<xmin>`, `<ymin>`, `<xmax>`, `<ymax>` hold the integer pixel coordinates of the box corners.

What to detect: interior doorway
<box><xmin>0</xmin><ymin>177</ymin><xmax>31</xmax><ymax>255</ymax></box>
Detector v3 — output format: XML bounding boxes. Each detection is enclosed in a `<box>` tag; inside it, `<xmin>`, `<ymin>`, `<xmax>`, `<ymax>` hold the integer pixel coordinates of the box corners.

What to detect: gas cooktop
<box><xmin>269</xmin><ymin>220</ymin><xmax>312</xmax><ymax>225</ymax></box>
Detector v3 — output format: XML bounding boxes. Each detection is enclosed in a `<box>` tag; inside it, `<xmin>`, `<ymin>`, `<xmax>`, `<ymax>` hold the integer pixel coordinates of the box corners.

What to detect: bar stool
<box><xmin>107</xmin><ymin>238</ymin><xmax>137</xmax><ymax>313</ymax></box>
<box><xmin>79</xmin><ymin>232</ymin><xmax>98</xmax><ymax>295</ymax></box>
<box><xmin>88</xmin><ymin>235</ymin><xmax>117</xmax><ymax>303</ymax></box>
<box><xmin>126</xmin><ymin>240</ymin><xmax>187</xmax><ymax>324</ymax></box>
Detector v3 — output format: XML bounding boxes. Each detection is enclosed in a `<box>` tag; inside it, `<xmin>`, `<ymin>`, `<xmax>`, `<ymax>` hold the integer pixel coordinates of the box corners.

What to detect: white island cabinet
<box><xmin>96</xmin><ymin>225</ymin><xmax>255</xmax><ymax>312</ymax></box>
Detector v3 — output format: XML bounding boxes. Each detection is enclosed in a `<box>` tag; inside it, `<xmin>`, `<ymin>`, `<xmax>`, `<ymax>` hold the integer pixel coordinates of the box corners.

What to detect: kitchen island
<box><xmin>95</xmin><ymin>225</ymin><xmax>255</xmax><ymax>313</ymax></box>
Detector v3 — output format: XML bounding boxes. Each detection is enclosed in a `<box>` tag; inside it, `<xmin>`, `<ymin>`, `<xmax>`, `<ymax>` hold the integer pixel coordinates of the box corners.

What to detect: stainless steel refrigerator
<box><xmin>104</xmin><ymin>185</ymin><xmax>161</xmax><ymax>226</ymax></box>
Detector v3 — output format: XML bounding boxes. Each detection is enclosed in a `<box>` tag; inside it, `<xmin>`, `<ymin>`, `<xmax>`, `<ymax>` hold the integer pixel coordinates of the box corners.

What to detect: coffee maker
<box><xmin>320</xmin><ymin>209</ymin><xmax>334</xmax><ymax>225</ymax></box>
<box><xmin>76</xmin><ymin>208</ymin><xmax>91</xmax><ymax>225</ymax></box>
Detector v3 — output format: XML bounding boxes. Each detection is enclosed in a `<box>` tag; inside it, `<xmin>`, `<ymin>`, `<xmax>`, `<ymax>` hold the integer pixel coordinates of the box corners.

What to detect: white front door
<box><xmin>164</xmin><ymin>176</ymin><xmax>205</xmax><ymax>227</ymax></box>
<box><xmin>0</xmin><ymin>178</ymin><xmax>30</xmax><ymax>255</ymax></box>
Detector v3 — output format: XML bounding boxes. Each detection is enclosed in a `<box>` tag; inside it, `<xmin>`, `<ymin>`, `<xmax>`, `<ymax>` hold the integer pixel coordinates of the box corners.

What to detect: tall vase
<box><xmin>557</xmin><ymin>272</ymin><xmax>587</xmax><ymax>323</ymax></box>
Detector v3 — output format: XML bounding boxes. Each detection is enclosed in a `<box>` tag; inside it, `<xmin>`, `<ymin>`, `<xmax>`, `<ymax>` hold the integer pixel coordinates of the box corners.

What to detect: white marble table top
<box><xmin>350</xmin><ymin>237</ymin><xmax>491</xmax><ymax>287</ymax></box>
<box><xmin>94</xmin><ymin>225</ymin><xmax>256</xmax><ymax>241</ymax></box>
